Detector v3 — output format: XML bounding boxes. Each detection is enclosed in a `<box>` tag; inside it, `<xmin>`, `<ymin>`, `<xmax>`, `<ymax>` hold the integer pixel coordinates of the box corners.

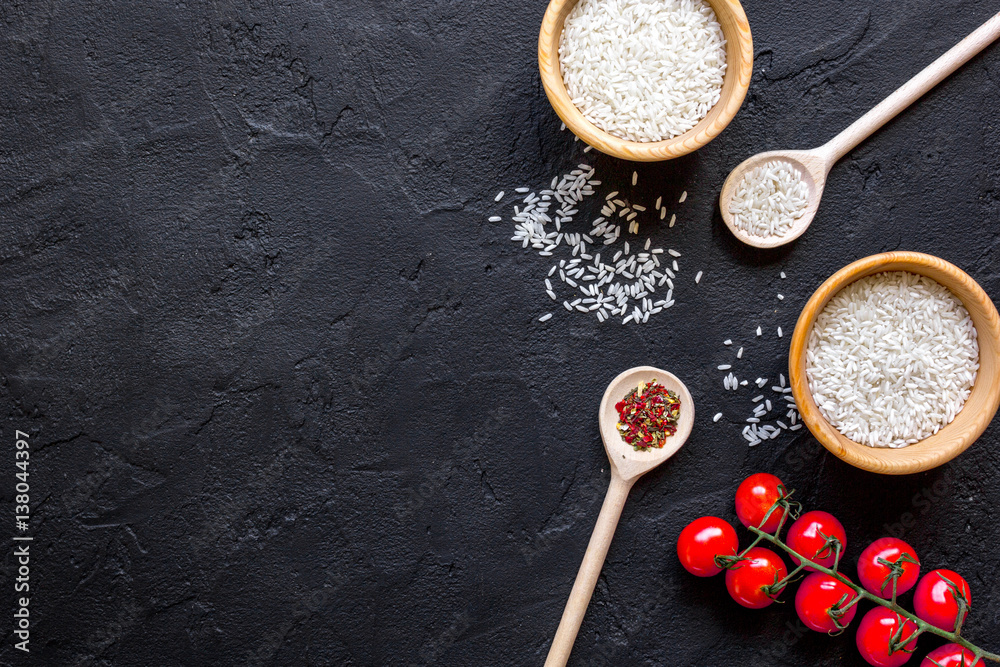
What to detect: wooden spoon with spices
<box><xmin>545</xmin><ymin>366</ymin><xmax>694</xmax><ymax>667</ymax></box>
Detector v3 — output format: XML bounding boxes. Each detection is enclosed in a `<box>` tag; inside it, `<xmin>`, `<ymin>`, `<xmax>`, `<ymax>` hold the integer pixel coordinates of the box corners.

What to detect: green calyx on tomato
<box><xmin>734</xmin><ymin>473</ymin><xmax>801</xmax><ymax>535</ymax></box>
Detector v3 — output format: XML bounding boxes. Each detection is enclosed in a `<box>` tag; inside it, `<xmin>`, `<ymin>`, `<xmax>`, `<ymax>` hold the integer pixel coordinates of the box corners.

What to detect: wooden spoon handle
<box><xmin>821</xmin><ymin>10</ymin><xmax>1000</xmax><ymax>163</ymax></box>
<box><xmin>545</xmin><ymin>473</ymin><xmax>633</xmax><ymax>667</ymax></box>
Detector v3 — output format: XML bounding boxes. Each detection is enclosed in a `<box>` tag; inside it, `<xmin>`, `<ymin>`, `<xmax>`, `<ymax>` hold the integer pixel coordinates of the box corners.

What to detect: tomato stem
<box><xmin>767</xmin><ymin>562</ymin><xmax>806</xmax><ymax>597</ymax></box>
<box><xmin>891</xmin><ymin>623</ymin><xmax>923</xmax><ymax>653</ymax></box>
<box><xmin>939</xmin><ymin>573</ymin><xmax>971</xmax><ymax>637</ymax></box>
<box><xmin>772</xmin><ymin>506</ymin><xmax>790</xmax><ymax>539</ymax></box>
<box><xmin>747</xmin><ymin>524</ymin><xmax>1000</xmax><ymax>663</ymax></box>
<box><xmin>737</xmin><ymin>534</ymin><xmax>764</xmax><ymax>558</ymax></box>
<box><xmin>955</xmin><ymin>609</ymin><xmax>968</xmax><ymax>637</ymax></box>
<box><xmin>830</xmin><ymin>538</ymin><xmax>842</xmax><ymax>573</ymax></box>
<box><xmin>737</xmin><ymin>490</ymin><xmax>794</xmax><ymax>559</ymax></box>
<box><xmin>837</xmin><ymin>590</ymin><xmax>863</xmax><ymax>614</ymax></box>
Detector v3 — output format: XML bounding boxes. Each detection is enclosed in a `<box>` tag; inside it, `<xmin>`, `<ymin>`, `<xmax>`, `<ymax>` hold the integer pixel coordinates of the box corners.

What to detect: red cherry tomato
<box><xmin>855</xmin><ymin>607</ymin><xmax>919</xmax><ymax>667</ymax></box>
<box><xmin>735</xmin><ymin>473</ymin><xmax>785</xmax><ymax>533</ymax></box>
<box><xmin>857</xmin><ymin>537</ymin><xmax>921</xmax><ymax>598</ymax></box>
<box><xmin>786</xmin><ymin>511</ymin><xmax>847</xmax><ymax>571</ymax></box>
<box><xmin>913</xmin><ymin>569</ymin><xmax>971</xmax><ymax>632</ymax></box>
<box><xmin>676</xmin><ymin>516</ymin><xmax>738</xmax><ymax>577</ymax></box>
<box><xmin>725</xmin><ymin>546</ymin><xmax>787</xmax><ymax>609</ymax></box>
<box><xmin>795</xmin><ymin>571</ymin><xmax>859</xmax><ymax>633</ymax></box>
<box><xmin>920</xmin><ymin>644</ymin><xmax>982</xmax><ymax>667</ymax></box>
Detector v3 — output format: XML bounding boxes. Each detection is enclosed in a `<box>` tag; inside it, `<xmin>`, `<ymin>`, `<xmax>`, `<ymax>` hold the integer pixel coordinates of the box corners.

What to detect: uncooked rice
<box><xmin>559</xmin><ymin>0</ymin><xmax>727</xmax><ymax>143</ymax></box>
<box><xmin>717</xmin><ymin>359</ymin><xmax>799</xmax><ymax>446</ymax></box>
<box><xmin>806</xmin><ymin>271</ymin><xmax>979</xmax><ymax>448</ymax></box>
<box><xmin>500</xmin><ymin>162</ymin><xmax>682</xmax><ymax>325</ymax></box>
<box><xmin>729</xmin><ymin>160</ymin><xmax>809</xmax><ymax>239</ymax></box>
<box><xmin>713</xmin><ymin>275</ymin><xmax>801</xmax><ymax>447</ymax></box>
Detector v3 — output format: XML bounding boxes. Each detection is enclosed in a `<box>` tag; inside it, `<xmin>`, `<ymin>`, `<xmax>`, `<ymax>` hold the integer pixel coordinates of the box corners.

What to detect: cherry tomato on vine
<box><xmin>676</xmin><ymin>516</ymin><xmax>738</xmax><ymax>577</ymax></box>
<box><xmin>786</xmin><ymin>510</ymin><xmax>847</xmax><ymax>571</ymax></box>
<box><xmin>913</xmin><ymin>569</ymin><xmax>971</xmax><ymax>632</ymax></box>
<box><xmin>920</xmin><ymin>643</ymin><xmax>982</xmax><ymax>667</ymax></box>
<box><xmin>855</xmin><ymin>607</ymin><xmax>919</xmax><ymax>667</ymax></box>
<box><xmin>857</xmin><ymin>537</ymin><xmax>921</xmax><ymax>598</ymax></box>
<box><xmin>724</xmin><ymin>546</ymin><xmax>787</xmax><ymax>609</ymax></box>
<box><xmin>735</xmin><ymin>473</ymin><xmax>785</xmax><ymax>533</ymax></box>
<box><xmin>795</xmin><ymin>571</ymin><xmax>859</xmax><ymax>633</ymax></box>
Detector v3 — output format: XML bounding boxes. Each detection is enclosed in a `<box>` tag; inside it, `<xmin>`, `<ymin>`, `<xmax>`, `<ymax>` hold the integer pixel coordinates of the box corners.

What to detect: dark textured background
<box><xmin>1</xmin><ymin>0</ymin><xmax>999</xmax><ymax>665</ymax></box>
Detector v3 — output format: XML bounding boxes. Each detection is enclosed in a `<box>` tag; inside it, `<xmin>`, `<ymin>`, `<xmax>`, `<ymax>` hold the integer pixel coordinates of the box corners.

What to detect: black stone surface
<box><xmin>2</xmin><ymin>1</ymin><xmax>999</xmax><ymax>665</ymax></box>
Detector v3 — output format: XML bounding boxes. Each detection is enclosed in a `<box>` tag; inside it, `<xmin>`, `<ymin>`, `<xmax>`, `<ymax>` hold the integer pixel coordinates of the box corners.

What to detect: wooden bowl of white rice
<box><xmin>789</xmin><ymin>252</ymin><xmax>1000</xmax><ymax>475</ymax></box>
<box><xmin>538</xmin><ymin>0</ymin><xmax>753</xmax><ymax>161</ymax></box>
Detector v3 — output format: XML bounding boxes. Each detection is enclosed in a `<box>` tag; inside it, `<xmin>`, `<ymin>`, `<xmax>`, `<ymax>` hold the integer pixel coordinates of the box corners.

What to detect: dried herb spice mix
<box><xmin>615</xmin><ymin>379</ymin><xmax>681</xmax><ymax>450</ymax></box>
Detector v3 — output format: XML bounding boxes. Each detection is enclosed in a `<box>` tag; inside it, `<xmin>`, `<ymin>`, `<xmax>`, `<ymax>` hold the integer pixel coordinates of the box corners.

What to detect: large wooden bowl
<box><xmin>789</xmin><ymin>252</ymin><xmax>1000</xmax><ymax>475</ymax></box>
<box><xmin>538</xmin><ymin>0</ymin><xmax>753</xmax><ymax>162</ymax></box>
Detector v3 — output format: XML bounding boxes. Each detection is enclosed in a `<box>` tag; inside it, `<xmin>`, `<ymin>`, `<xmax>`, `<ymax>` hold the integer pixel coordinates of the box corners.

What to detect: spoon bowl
<box><xmin>547</xmin><ymin>366</ymin><xmax>693</xmax><ymax>666</ymax></box>
<box><xmin>719</xmin><ymin>149</ymin><xmax>830</xmax><ymax>249</ymax></box>
<box><xmin>598</xmin><ymin>366</ymin><xmax>695</xmax><ymax>480</ymax></box>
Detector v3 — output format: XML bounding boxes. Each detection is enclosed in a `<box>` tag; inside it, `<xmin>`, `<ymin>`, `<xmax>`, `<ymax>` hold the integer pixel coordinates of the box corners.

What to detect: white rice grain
<box><xmin>806</xmin><ymin>271</ymin><xmax>979</xmax><ymax>448</ymax></box>
<box><xmin>729</xmin><ymin>161</ymin><xmax>809</xmax><ymax>240</ymax></box>
<box><xmin>560</xmin><ymin>0</ymin><xmax>727</xmax><ymax>143</ymax></box>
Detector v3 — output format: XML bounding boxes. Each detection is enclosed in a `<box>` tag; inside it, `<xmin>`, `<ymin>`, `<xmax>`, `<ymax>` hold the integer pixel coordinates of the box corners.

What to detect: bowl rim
<box><xmin>538</xmin><ymin>0</ymin><xmax>754</xmax><ymax>162</ymax></box>
<box><xmin>789</xmin><ymin>251</ymin><xmax>1000</xmax><ymax>475</ymax></box>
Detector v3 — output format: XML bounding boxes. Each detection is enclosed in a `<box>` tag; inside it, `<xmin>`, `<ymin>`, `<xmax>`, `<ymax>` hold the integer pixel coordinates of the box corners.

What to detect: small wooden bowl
<box><xmin>538</xmin><ymin>0</ymin><xmax>753</xmax><ymax>162</ymax></box>
<box><xmin>789</xmin><ymin>252</ymin><xmax>1000</xmax><ymax>475</ymax></box>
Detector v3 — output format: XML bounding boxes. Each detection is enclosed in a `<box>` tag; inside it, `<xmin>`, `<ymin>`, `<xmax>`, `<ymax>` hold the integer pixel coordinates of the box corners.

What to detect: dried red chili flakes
<box><xmin>615</xmin><ymin>379</ymin><xmax>681</xmax><ymax>451</ymax></box>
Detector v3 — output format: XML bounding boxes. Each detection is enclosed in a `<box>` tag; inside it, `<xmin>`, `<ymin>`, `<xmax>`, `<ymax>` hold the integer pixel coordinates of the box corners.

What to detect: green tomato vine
<box><xmin>729</xmin><ymin>488</ymin><xmax>999</xmax><ymax>664</ymax></box>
